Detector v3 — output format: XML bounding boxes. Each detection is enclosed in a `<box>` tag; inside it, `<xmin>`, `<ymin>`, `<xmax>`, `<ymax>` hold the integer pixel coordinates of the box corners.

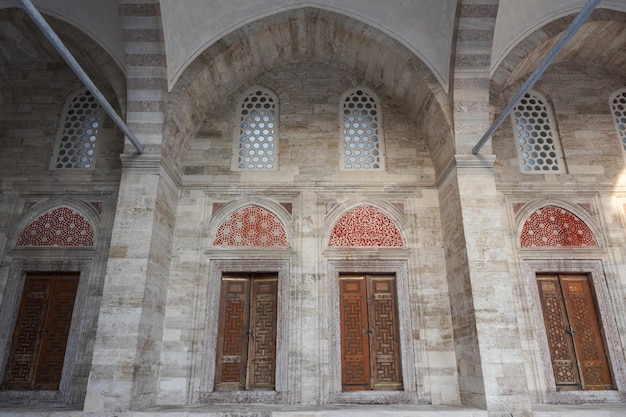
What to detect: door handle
<box><xmin>565</xmin><ymin>329</ymin><xmax>576</xmax><ymax>336</ymax></box>
<box><xmin>363</xmin><ymin>329</ymin><xmax>375</xmax><ymax>334</ymax></box>
<box><xmin>243</xmin><ymin>329</ymin><xmax>253</xmax><ymax>337</ymax></box>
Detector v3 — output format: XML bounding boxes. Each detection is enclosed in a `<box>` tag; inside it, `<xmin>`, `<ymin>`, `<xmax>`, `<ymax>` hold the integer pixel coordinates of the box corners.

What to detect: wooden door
<box><xmin>3</xmin><ymin>272</ymin><xmax>79</xmax><ymax>390</ymax></box>
<box><xmin>340</xmin><ymin>274</ymin><xmax>402</xmax><ymax>391</ymax></box>
<box><xmin>537</xmin><ymin>274</ymin><xmax>613</xmax><ymax>390</ymax></box>
<box><xmin>215</xmin><ymin>274</ymin><xmax>277</xmax><ymax>391</ymax></box>
<box><xmin>339</xmin><ymin>276</ymin><xmax>370</xmax><ymax>390</ymax></box>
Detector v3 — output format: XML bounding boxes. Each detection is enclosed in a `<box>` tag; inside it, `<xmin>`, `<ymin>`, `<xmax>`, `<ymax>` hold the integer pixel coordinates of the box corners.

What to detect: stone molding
<box><xmin>437</xmin><ymin>154</ymin><xmax>497</xmax><ymax>189</ymax></box>
<box><xmin>520</xmin><ymin>259</ymin><xmax>626</xmax><ymax>404</ymax></box>
<box><xmin>0</xmin><ymin>257</ymin><xmax>98</xmax><ymax>406</ymax></box>
<box><xmin>326</xmin><ymin>259</ymin><xmax>419</xmax><ymax>405</ymax></box>
<box><xmin>193</xmin><ymin>258</ymin><xmax>291</xmax><ymax>404</ymax></box>
<box><xmin>120</xmin><ymin>153</ymin><xmax>162</xmax><ymax>173</ymax></box>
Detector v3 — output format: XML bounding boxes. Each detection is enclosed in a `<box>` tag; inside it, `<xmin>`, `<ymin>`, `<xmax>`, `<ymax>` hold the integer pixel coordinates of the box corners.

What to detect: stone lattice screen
<box><xmin>610</xmin><ymin>89</ymin><xmax>626</xmax><ymax>155</ymax></box>
<box><xmin>520</xmin><ymin>205</ymin><xmax>597</xmax><ymax>247</ymax></box>
<box><xmin>51</xmin><ymin>90</ymin><xmax>102</xmax><ymax>169</ymax></box>
<box><xmin>340</xmin><ymin>88</ymin><xmax>384</xmax><ymax>170</ymax></box>
<box><xmin>329</xmin><ymin>205</ymin><xmax>403</xmax><ymax>247</ymax></box>
<box><xmin>511</xmin><ymin>91</ymin><xmax>565</xmax><ymax>173</ymax></box>
<box><xmin>17</xmin><ymin>206</ymin><xmax>95</xmax><ymax>247</ymax></box>
<box><xmin>234</xmin><ymin>87</ymin><xmax>278</xmax><ymax>170</ymax></box>
<box><xmin>213</xmin><ymin>205</ymin><xmax>288</xmax><ymax>248</ymax></box>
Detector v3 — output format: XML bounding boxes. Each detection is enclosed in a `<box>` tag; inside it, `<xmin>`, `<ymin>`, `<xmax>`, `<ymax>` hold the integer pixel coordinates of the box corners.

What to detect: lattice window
<box><xmin>51</xmin><ymin>89</ymin><xmax>102</xmax><ymax>169</ymax></box>
<box><xmin>17</xmin><ymin>206</ymin><xmax>95</xmax><ymax>247</ymax></box>
<box><xmin>520</xmin><ymin>205</ymin><xmax>597</xmax><ymax>248</ymax></box>
<box><xmin>511</xmin><ymin>91</ymin><xmax>565</xmax><ymax>173</ymax></box>
<box><xmin>213</xmin><ymin>205</ymin><xmax>288</xmax><ymax>248</ymax></box>
<box><xmin>329</xmin><ymin>205</ymin><xmax>403</xmax><ymax>247</ymax></box>
<box><xmin>610</xmin><ymin>88</ymin><xmax>626</xmax><ymax>156</ymax></box>
<box><xmin>339</xmin><ymin>87</ymin><xmax>385</xmax><ymax>170</ymax></box>
<box><xmin>233</xmin><ymin>87</ymin><xmax>278</xmax><ymax>170</ymax></box>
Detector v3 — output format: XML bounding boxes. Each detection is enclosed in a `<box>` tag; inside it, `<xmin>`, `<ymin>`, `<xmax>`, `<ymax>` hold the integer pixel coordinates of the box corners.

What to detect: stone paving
<box><xmin>1</xmin><ymin>404</ymin><xmax>626</xmax><ymax>417</ymax></box>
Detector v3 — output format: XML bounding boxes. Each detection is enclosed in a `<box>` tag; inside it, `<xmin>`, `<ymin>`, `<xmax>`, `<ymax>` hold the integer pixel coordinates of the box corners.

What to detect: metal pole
<box><xmin>17</xmin><ymin>0</ymin><xmax>145</xmax><ymax>154</ymax></box>
<box><xmin>472</xmin><ymin>0</ymin><xmax>601</xmax><ymax>155</ymax></box>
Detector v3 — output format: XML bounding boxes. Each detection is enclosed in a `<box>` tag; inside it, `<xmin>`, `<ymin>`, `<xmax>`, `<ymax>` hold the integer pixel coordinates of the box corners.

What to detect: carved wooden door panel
<box><xmin>215</xmin><ymin>276</ymin><xmax>250</xmax><ymax>390</ymax></box>
<box><xmin>215</xmin><ymin>274</ymin><xmax>277</xmax><ymax>391</ymax></box>
<box><xmin>3</xmin><ymin>272</ymin><xmax>79</xmax><ymax>390</ymax></box>
<box><xmin>340</xmin><ymin>274</ymin><xmax>402</xmax><ymax>391</ymax></box>
<box><xmin>368</xmin><ymin>275</ymin><xmax>402</xmax><ymax>390</ymax></box>
<box><xmin>560</xmin><ymin>275</ymin><xmax>613</xmax><ymax>389</ymax></box>
<box><xmin>247</xmin><ymin>276</ymin><xmax>278</xmax><ymax>389</ymax></box>
<box><xmin>537</xmin><ymin>274</ymin><xmax>613</xmax><ymax>390</ymax></box>
<box><xmin>339</xmin><ymin>276</ymin><xmax>370</xmax><ymax>391</ymax></box>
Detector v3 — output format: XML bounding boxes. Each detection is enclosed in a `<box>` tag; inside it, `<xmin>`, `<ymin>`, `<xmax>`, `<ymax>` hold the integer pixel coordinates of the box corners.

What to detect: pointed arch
<box><xmin>520</xmin><ymin>205</ymin><xmax>597</xmax><ymax>248</ymax></box>
<box><xmin>17</xmin><ymin>206</ymin><xmax>95</xmax><ymax>247</ymax></box>
<box><xmin>328</xmin><ymin>204</ymin><xmax>404</xmax><ymax>248</ymax></box>
<box><xmin>212</xmin><ymin>204</ymin><xmax>289</xmax><ymax>248</ymax></box>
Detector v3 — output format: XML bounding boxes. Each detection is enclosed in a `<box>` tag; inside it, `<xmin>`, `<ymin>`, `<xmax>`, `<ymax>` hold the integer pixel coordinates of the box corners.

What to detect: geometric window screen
<box><xmin>328</xmin><ymin>205</ymin><xmax>403</xmax><ymax>247</ymax></box>
<box><xmin>339</xmin><ymin>87</ymin><xmax>385</xmax><ymax>170</ymax></box>
<box><xmin>233</xmin><ymin>86</ymin><xmax>278</xmax><ymax>170</ymax></box>
<box><xmin>511</xmin><ymin>91</ymin><xmax>565</xmax><ymax>173</ymax></box>
<box><xmin>520</xmin><ymin>205</ymin><xmax>597</xmax><ymax>248</ymax></box>
<box><xmin>610</xmin><ymin>88</ymin><xmax>626</xmax><ymax>156</ymax></box>
<box><xmin>51</xmin><ymin>89</ymin><xmax>102</xmax><ymax>169</ymax></box>
<box><xmin>17</xmin><ymin>206</ymin><xmax>95</xmax><ymax>247</ymax></box>
<box><xmin>213</xmin><ymin>205</ymin><xmax>288</xmax><ymax>248</ymax></box>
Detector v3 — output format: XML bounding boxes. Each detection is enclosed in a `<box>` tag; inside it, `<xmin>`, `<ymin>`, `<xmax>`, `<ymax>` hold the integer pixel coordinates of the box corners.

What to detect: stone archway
<box><xmin>163</xmin><ymin>7</ymin><xmax>454</xmax><ymax>182</ymax></box>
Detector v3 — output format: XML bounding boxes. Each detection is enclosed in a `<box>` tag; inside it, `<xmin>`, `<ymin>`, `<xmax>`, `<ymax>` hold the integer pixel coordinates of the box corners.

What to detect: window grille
<box><xmin>510</xmin><ymin>91</ymin><xmax>565</xmax><ymax>173</ymax></box>
<box><xmin>610</xmin><ymin>89</ymin><xmax>626</xmax><ymax>156</ymax></box>
<box><xmin>233</xmin><ymin>87</ymin><xmax>278</xmax><ymax>170</ymax></box>
<box><xmin>51</xmin><ymin>90</ymin><xmax>102</xmax><ymax>169</ymax></box>
<box><xmin>340</xmin><ymin>87</ymin><xmax>385</xmax><ymax>170</ymax></box>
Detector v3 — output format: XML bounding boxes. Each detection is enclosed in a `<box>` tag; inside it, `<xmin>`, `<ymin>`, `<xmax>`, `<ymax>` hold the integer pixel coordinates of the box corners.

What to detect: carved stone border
<box><xmin>195</xmin><ymin>258</ymin><xmax>290</xmax><ymax>404</ymax></box>
<box><xmin>0</xmin><ymin>255</ymin><xmax>97</xmax><ymax>405</ymax></box>
<box><xmin>522</xmin><ymin>259</ymin><xmax>626</xmax><ymax>404</ymax></box>
<box><xmin>327</xmin><ymin>259</ymin><xmax>418</xmax><ymax>404</ymax></box>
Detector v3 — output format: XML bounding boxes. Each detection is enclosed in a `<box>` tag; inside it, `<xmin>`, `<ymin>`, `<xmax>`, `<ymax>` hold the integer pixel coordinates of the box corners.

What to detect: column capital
<box><xmin>455</xmin><ymin>154</ymin><xmax>496</xmax><ymax>171</ymax></box>
<box><xmin>120</xmin><ymin>153</ymin><xmax>162</xmax><ymax>173</ymax></box>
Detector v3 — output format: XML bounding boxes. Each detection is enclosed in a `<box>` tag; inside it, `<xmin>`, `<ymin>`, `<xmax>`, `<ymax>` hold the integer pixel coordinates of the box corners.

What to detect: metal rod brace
<box><xmin>471</xmin><ymin>0</ymin><xmax>601</xmax><ymax>155</ymax></box>
<box><xmin>18</xmin><ymin>0</ymin><xmax>144</xmax><ymax>154</ymax></box>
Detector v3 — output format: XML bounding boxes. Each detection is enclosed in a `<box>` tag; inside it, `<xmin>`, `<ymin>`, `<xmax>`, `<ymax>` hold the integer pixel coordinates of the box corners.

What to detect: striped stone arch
<box><xmin>17</xmin><ymin>206</ymin><xmax>95</xmax><ymax>247</ymax></box>
<box><xmin>520</xmin><ymin>205</ymin><xmax>597</xmax><ymax>248</ymax></box>
<box><xmin>328</xmin><ymin>204</ymin><xmax>404</xmax><ymax>247</ymax></box>
<box><xmin>212</xmin><ymin>204</ymin><xmax>289</xmax><ymax>248</ymax></box>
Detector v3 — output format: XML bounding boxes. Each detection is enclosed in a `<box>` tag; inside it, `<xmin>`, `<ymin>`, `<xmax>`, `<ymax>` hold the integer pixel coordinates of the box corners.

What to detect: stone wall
<box><xmin>0</xmin><ymin>62</ymin><xmax>123</xmax><ymax>405</ymax></box>
<box><xmin>492</xmin><ymin>62</ymin><xmax>626</xmax><ymax>405</ymax></box>
<box><xmin>156</xmin><ymin>61</ymin><xmax>459</xmax><ymax>406</ymax></box>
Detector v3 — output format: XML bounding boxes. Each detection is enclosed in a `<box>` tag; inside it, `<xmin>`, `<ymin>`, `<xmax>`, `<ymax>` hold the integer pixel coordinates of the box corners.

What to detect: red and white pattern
<box><xmin>213</xmin><ymin>205</ymin><xmax>288</xmax><ymax>248</ymax></box>
<box><xmin>329</xmin><ymin>205</ymin><xmax>403</xmax><ymax>247</ymax></box>
<box><xmin>521</xmin><ymin>205</ymin><xmax>597</xmax><ymax>247</ymax></box>
<box><xmin>18</xmin><ymin>206</ymin><xmax>95</xmax><ymax>247</ymax></box>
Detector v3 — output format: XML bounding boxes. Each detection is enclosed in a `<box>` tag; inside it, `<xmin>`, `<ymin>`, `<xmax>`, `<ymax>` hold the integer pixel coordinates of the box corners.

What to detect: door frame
<box><xmin>522</xmin><ymin>259</ymin><xmax>626</xmax><ymax>403</ymax></box>
<box><xmin>0</xmin><ymin>256</ymin><xmax>95</xmax><ymax>405</ymax></box>
<box><xmin>214</xmin><ymin>273</ymin><xmax>279</xmax><ymax>391</ymax></box>
<box><xmin>3</xmin><ymin>272</ymin><xmax>81</xmax><ymax>391</ymax></box>
<box><xmin>328</xmin><ymin>259</ymin><xmax>417</xmax><ymax>404</ymax></box>
<box><xmin>197</xmin><ymin>258</ymin><xmax>289</xmax><ymax>404</ymax></box>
